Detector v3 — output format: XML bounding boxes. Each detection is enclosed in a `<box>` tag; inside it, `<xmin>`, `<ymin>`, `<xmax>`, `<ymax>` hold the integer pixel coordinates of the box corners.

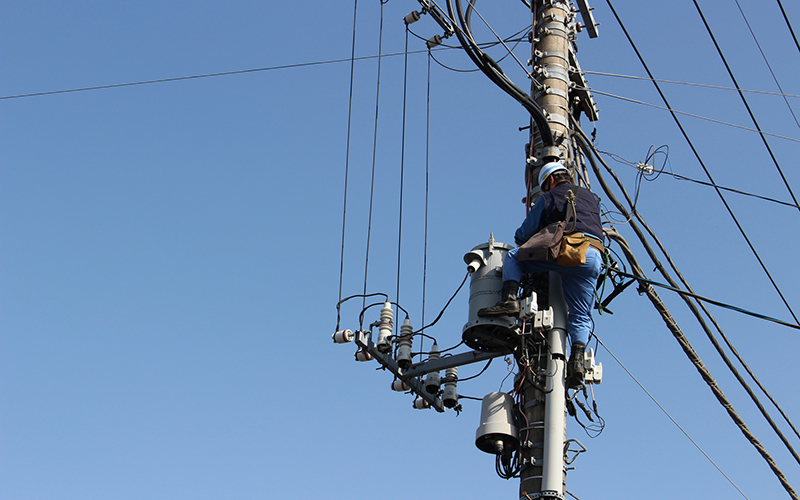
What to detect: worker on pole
<box><xmin>478</xmin><ymin>161</ymin><xmax>604</xmax><ymax>387</ymax></box>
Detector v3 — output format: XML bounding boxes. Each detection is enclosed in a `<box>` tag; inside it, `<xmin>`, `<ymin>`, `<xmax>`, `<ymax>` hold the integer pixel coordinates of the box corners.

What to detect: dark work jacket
<box><xmin>514</xmin><ymin>182</ymin><xmax>603</xmax><ymax>246</ymax></box>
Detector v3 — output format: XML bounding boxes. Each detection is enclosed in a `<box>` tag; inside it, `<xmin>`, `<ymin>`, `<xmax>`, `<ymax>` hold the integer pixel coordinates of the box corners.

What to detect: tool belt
<box><xmin>557</xmin><ymin>232</ymin><xmax>605</xmax><ymax>267</ymax></box>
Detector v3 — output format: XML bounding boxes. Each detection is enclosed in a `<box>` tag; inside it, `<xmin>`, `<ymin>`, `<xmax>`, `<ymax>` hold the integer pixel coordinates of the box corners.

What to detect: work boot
<box><xmin>567</xmin><ymin>342</ymin><xmax>586</xmax><ymax>389</ymax></box>
<box><xmin>477</xmin><ymin>281</ymin><xmax>520</xmax><ymax>317</ymax></box>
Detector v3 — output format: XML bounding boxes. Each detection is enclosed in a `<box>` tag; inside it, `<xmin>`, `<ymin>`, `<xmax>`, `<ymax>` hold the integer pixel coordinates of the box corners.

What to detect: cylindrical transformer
<box><xmin>462</xmin><ymin>236</ymin><xmax>517</xmax><ymax>351</ymax></box>
<box><xmin>396</xmin><ymin>318</ymin><xmax>414</xmax><ymax>369</ymax></box>
<box><xmin>376</xmin><ymin>300</ymin><xmax>394</xmax><ymax>353</ymax></box>
<box><xmin>423</xmin><ymin>343</ymin><xmax>441</xmax><ymax>394</ymax></box>
<box><xmin>475</xmin><ymin>392</ymin><xmax>519</xmax><ymax>455</ymax></box>
<box><xmin>442</xmin><ymin>366</ymin><xmax>458</xmax><ymax>408</ymax></box>
<box><xmin>332</xmin><ymin>329</ymin><xmax>354</xmax><ymax>344</ymax></box>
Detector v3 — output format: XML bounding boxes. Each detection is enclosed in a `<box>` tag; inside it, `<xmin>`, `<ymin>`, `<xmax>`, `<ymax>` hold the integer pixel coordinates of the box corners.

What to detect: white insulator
<box><xmin>376</xmin><ymin>300</ymin><xmax>394</xmax><ymax>353</ymax></box>
<box><xmin>332</xmin><ymin>329</ymin><xmax>354</xmax><ymax>344</ymax></box>
<box><xmin>426</xmin><ymin>35</ymin><xmax>442</xmax><ymax>49</ymax></box>
<box><xmin>396</xmin><ymin>318</ymin><xmax>414</xmax><ymax>369</ymax></box>
<box><xmin>355</xmin><ymin>349</ymin><xmax>373</xmax><ymax>362</ymax></box>
<box><xmin>413</xmin><ymin>397</ymin><xmax>431</xmax><ymax>410</ymax></box>
<box><xmin>423</xmin><ymin>343</ymin><xmax>441</xmax><ymax>394</ymax></box>
<box><xmin>391</xmin><ymin>379</ymin><xmax>410</xmax><ymax>392</ymax></box>
<box><xmin>442</xmin><ymin>366</ymin><xmax>458</xmax><ymax>408</ymax></box>
<box><xmin>404</xmin><ymin>10</ymin><xmax>421</xmax><ymax>25</ymax></box>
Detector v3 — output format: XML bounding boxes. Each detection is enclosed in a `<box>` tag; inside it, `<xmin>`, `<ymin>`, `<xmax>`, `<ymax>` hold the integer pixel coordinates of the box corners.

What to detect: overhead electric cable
<box><xmin>362</xmin><ymin>0</ymin><xmax>387</xmax><ymax>305</ymax></box>
<box><xmin>605</xmin><ymin>0</ymin><xmax>799</xmax><ymax>325</ymax></box>
<box><xmin>421</xmin><ymin>51</ymin><xmax>432</xmax><ymax>361</ymax></box>
<box><xmin>396</xmin><ymin>27</ymin><xmax>410</xmax><ymax>307</ymax></box>
<box><xmin>607</xmin><ymin>270</ymin><xmax>800</xmax><ymax>332</ymax></box>
<box><xmin>582</xmin><ymin>71</ymin><xmax>800</xmax><ymax>99</ymax></box>
<box><xmin>338</xmin><ymin>0</ymin><xmax>359</xmax><ymax>314</ymax></box>
<box><xmin>691</xmin><ymin>0</ymin><xmax>800</xmax><ymax>211</ymax></box>
<box><xmin>600</xmin><ymin>151</ymin><xmax>800</xmax><ymax>209</ymax></box>
<box><xmin>575</xmin><ymin>121</ymin><xmax>800</xmax><ymax>456</ymax></box>
<box><xmin>604</xmin><ymin>227</ymin><xmax>798</xmax><ymax>500</ymax></box>
<box><xmin>595</xmin><ymin>335</ymin><xmax>750</xmax><ymax>500</ymax></box>
<box><xmin>734</xmin><ymin>0</ymin><xmax>800</xmax><ymax>130</ymax></box>
<box><xmin>777</xmin><ymin>0</ymin><xmax>800</xmax><ymax>56</ymax></box>
<box><xmin>585</xmin><ymin>88</ymin><xmax>800</xmax><ymax>144</ymax></box>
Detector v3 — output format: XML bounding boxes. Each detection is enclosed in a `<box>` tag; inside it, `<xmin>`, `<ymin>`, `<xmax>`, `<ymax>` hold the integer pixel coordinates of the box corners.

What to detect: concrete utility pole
<box><xmin>520</xmin><ymin>2</ymin><xmax>598</xmax><ymax>499</ymax></box>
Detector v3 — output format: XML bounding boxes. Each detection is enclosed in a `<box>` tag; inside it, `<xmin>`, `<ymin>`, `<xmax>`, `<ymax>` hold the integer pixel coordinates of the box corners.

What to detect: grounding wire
<box><xmin>582</xmin><ymin>70</ymin><xmax>800</xmax><ymax>99</ymax></box>
<box><xmin>777</xmin><ymin>0</ymin><xmax>800</xmax><ymax>56</ymax></box>
<box><xmin>338</xmin><ymin>0</ymin><xmax>359</xmax><ymax>314</ymax></box>
<box><xmin>691</xmin><ymin>0</ymin><xmax>800</xmax><ymax>212</ymax></box>
<box><xmin>576</xmin><ymin>122</ymin><xmax>800</xmax><ymax>454</ymax></box>
<box><xmin>594</xmin><ymin>335</ymin><xmax>750</xmax><ymax>500</ymax></box>
<box><xmin>362</xmin><ymin>0</ymin><xmax>387</xmax><ymax>307</ymax></box>
<box><xmin>735</xmin><ymin>0</ymin><xmax>800</xmax><ymax>131</ymax></box>
<box><xmin>605</xmin><ymin>0</ymin><xmax>800</xmax><ymax>325</ymax></box>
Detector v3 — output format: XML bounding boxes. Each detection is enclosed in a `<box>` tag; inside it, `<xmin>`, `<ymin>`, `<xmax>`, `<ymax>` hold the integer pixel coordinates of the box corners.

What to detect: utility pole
<box><xmin>335</xmin><ymin>3</ymin><xmax>600</xmax><ymax>500</ymax></box>
<box><xmin>521</xmin><ymin>2</ymin><xmax>599</xmax><ymax>499</ymax></box>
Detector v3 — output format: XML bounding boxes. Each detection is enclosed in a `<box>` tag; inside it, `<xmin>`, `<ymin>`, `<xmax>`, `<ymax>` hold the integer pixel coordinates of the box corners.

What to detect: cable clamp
<box><xmin>636</xmin><ymin>162</ymin><xmax>653</xmax><ymax>174</ymax></box>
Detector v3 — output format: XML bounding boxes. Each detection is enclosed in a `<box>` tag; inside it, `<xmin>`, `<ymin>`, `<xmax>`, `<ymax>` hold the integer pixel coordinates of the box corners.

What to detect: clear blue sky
<box><xmin>2</xmin><ymin>1</ymin><xmax>799</xmax><ymax>499</ymax></box>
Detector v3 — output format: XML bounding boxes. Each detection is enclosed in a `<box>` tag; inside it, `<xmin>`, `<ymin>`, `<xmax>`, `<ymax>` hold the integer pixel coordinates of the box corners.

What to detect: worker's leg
<box><xmin>559</xmin><ymin>247</ymin><xmax>603</xmax><ymax>345</ymax></box>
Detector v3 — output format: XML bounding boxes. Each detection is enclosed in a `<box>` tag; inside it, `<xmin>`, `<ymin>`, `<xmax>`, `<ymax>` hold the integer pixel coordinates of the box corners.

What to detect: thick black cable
<box><xmin>605</xmin><ymin>228</ymin><xmax>798</xmax><ymax>500</ymax></box>
<box><xmin>338</xmin><ymin>0</ymin><xmax>359</xmax><ymax>317</ymax></box>
<box><xmin>777</xmin><ymin>0</ymin><xmax>800</xmax><ymax>56</ymax></box>
<box><xmin>692</xmin><ymin>0</ymin><xmax>800</xmax><ymax>211</ymax></box>
<box><xmin>445</xmin><ymin>0</ymin><xmax>555</xmax><ymax>148</ymax></box>
<box><xmin>605</xmin><ymin>0</ymin><xmax>799</xmax><ymax>325</ymax></box>
<box><xmin>575</xmin><ymin>123</ymin><xmax>800</xmax><ymax>457</ymax></box>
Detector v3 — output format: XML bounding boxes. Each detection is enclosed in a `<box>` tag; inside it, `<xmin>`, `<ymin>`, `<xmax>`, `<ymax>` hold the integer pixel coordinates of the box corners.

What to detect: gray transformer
<box><xmin>462</xmin><ymin>236</ymin><xmax>518</xmax><ymax>351</ymax></box>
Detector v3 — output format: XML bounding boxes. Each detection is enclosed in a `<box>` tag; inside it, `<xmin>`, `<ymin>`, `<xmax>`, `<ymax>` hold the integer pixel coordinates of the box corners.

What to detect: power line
<box><xmin>582</xmin><ymin>70</ymin><xmax>800</xmax><ymax>99</ymax></box>
<box><xmin>734</xmin><ymin>0</ymin><xmax>800</xmax><ymax>131</ymax></box>
<box><xmin>691</xmin><ymin>0</ymin><xmax>800</xmax><ymax>211</ymax></box>
<box><xmin>777</xmin><ymin>0</ymin><xmax>800</xmax><ymax>56</ymax></box>
<box><xmin>0</xmin><ymin>49</ymin><xmax>446</xmax><ymax>101</ymax></box>
<box><xmin>594</xmin><ymin>335</ymin><xmax>750</xmax><ymax>500</ymax></box>
<box><xmin>585</xmin><ymin>88</ymin><xmax>800</xmax><ymax>144</ymax></box>
<box><xmin>604</xmin><ymin>0</ymin><xmax>800</xmax><ymax>325</ymax></box>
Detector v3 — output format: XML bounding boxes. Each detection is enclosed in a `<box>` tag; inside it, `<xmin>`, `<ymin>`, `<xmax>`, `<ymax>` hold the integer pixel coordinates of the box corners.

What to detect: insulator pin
<box><xmin>332</xmin><ymin>329</ymin><xmax>354</xmax><ymax>344</ymax></box>
<box><xmin>413</xmin><ymin>397</ymin><xmax>431</xmax><ymax>409</ymax></box>
<box><xmin>355</xmin><ymin>349</ymin><xmax>373</xmax><ymax>362</ymax></box>
<box><xmin>404</xmin><ymin>11</ymin><xmax>421</xmax><ymax>25</ymax></box>
<box><xmin>392</xmin><ymin>379</ymin><xmax>410</xmax><ymax>392</ymax></box>
<box><xmin>426</xmin><ymin>35</ymin><xmax>442</xmax><ymax>49</ymax></box>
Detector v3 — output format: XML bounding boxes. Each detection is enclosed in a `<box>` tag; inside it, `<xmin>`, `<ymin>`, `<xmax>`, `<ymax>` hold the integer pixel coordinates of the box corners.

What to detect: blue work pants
<box><xmin>503</xmin><ymin>247</ymin><xmax>603</xmax><ymax>346</ymax></box>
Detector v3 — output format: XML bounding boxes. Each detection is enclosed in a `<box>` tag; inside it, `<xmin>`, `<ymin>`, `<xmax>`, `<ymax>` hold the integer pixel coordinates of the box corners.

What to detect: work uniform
<box><xmin>503</xmin><ymin>181</ymin><xmax>604</xmax><ymax>346</ymax></box>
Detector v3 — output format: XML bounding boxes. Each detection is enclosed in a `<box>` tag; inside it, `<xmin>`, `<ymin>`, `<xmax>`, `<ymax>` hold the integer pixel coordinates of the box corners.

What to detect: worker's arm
<box><xmin>514</xmin><ymin>197</ymin><xmax>545</xmax><ymax>246</ymax></box>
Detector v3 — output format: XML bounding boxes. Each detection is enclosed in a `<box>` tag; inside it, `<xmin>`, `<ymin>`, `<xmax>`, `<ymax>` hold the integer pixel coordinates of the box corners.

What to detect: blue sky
<box><xmin>2</xmin><ymin>1</ymin><xmax>799</xmax><ymax>499</ymax></box>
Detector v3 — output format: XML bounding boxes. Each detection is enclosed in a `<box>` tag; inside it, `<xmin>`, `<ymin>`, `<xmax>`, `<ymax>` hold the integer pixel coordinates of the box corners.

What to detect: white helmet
<box><xmin>538</xmin><ymin>162</ymin><xmax>568</xmax><ymax>187</ymax></box>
